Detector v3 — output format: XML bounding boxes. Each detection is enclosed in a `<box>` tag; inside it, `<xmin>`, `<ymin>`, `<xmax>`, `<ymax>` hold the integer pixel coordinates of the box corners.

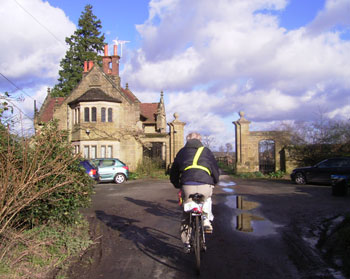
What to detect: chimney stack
<box><xmin>102</xmin><ymin>44</ymin><xmax>119</xmax><ymax>78</ymax></box>
<box><xmin>113</xmin><ymin>45</ymin><xmax>118</xmax><ymax>56</ymax></box>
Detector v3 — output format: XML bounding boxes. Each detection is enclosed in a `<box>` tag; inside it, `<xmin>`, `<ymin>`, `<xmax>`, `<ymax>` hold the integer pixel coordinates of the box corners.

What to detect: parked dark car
<box><xmin>331</xmin><ymin>174</ymin><xmax>349</xmax><ymax>196</ymax></box>
<box><xmin>291</xmin><ymin>157</ymin><xmax>350</xmax><ymax>185</ymax></box>
<box><xmin>79</xmin><ymin>160</ymin><xmax>99</xmax><ymax>181</ymax></box>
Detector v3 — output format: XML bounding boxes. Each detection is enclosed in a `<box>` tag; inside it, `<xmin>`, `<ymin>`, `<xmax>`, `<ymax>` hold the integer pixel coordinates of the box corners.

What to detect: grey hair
<box><xmin>186</xmin><ymin>132</ymin><xmax>202</xmax><ymax>141</ymax></box>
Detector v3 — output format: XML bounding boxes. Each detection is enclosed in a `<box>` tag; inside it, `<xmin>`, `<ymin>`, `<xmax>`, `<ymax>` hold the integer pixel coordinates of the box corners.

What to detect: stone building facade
<box><xmin>233</xmin><ymin>111</ymin><xmax>291</xmax><ymax>174</ymax></box>
<box><xmin>35</xmin><ymin>44</ymin><xmax>185</xmax><ymax>171</ymax></box>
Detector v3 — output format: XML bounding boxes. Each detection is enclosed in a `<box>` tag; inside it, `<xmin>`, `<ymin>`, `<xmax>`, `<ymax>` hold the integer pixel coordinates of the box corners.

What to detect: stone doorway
<box><xmin>143</xmin><ymin>142</ymin><xmax>165</xmax><ymax>167</ymax></box>
<box><xmin>259</xmin><ymin>140</ymin><xmax>275</xmax><ymax>174</ymax></box>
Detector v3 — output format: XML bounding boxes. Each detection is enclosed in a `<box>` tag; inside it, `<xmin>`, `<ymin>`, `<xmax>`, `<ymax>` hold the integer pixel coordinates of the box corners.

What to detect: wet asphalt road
<box><xmin>65</xmin><ymin>175</ymin><xmax>350</xmax><ymax>279</ymax></box>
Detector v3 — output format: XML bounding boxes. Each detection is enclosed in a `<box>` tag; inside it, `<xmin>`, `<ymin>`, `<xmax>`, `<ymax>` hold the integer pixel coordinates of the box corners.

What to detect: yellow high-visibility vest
<box><xmin>184</xmin><ymin>146</ymin><xmax>211</xmax><ymax>175</ymax></box>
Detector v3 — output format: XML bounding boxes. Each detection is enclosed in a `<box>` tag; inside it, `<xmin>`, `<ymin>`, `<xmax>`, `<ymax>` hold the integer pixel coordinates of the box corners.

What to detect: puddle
<box><xmin>222</xmin><ymin>188</ymin><xmax>234</xmax><ymax>193</ymax></box>
<box><xmin>225</xmin><ymin>195</ymin><xmax>280</xmax><ymax>236</ymax></box>
<box><xmin>218</xmin><ymin>181</ymin><xmax>236</xmax><ymax>187</ymax></box>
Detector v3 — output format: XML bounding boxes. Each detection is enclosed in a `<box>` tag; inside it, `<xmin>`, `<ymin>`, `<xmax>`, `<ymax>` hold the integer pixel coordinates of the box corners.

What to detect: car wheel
<box><xmin>114</xmin><ymin>173</ymin><xmax>126</xmax><ymax>184</ymax></box>
<box><xmin>294</xmin><ymin>172</ymin><xmax>306</xmax><ymax>185</ymax></box>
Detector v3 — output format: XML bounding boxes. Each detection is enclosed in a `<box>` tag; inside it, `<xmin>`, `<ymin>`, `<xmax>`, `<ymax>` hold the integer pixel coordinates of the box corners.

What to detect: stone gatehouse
<box><xmin>34</xmin><ymin>44</ymin><xmax>185</xmax><ymax>171</ymax></box>
<box><xmin>233</xmin><ymin>111</ymin><xmax>291</xmax><ymax>174</ymax></box>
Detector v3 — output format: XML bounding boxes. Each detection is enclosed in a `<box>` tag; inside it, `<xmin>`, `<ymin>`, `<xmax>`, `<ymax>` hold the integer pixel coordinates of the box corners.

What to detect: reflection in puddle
<box><xmin>234</xmin><ymin>214</ymin><xmax>278</xmax><ymax>236</ymax></box>
<box><xmin>225</xmin><ymin>195</ymin><xmax>280</xmax><ymax>236</ymax></box>
<box><xmin>218</xmin><ymin>181</ymin><xmax>236</xmax><ymax>187</ymax></box>
<box><xmin>225</xmin><ymin>195</ymin><xmax>259</xmax><ymax>210</ymax></box>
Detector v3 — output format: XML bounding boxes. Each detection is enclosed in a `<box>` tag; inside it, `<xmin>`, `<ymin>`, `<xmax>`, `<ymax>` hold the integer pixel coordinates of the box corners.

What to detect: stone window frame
<box><xmin>74</xmin><ymin>145</ymin><xmax>80</xmax><ymax>154</ymax></box>
<box><xmin>108</xmin><ymin>108</ymin><xmax>113</xmax><ymax>122</ymax></box>
<box><xmin>82</xmin><ymin>105</ymin><xmax>113</xmax><ymax>123</ymax></box>
<box><xmin>73</xmin><ymin>108</ymin><xmax>80</xmax><ymax>124</ymax></box>
<box><xmin>101</xmin><ymin>145</ymin><xmax>106</xmax><ymax>158</ymax></box>
<box><xmin>83</xmin><ymin>145</ymin><xmax>90</xmax><ymax>158</ymax></box>
<box><xmin>91</xmin><ymin>145</ymin><xmax>97</xmax><ymax>159</ymax></box>
<box><xmin>91</xmin><ymin>107</ymin><xmax>97</xmax><ymax>122</ymax></box>
<box><xmin>101</xmin><ymin>108</ymin><xmax>106</xmax><ymax>122</ymax></box>
<box><xmin>107</xmin><ymin>145</ymin><xmax>113</xmax><ymax>158</ymax></box>
<box><xmin>84</xmin><ymin>107</ymin><xmax>90</xmax><ymax>122</ymax></box>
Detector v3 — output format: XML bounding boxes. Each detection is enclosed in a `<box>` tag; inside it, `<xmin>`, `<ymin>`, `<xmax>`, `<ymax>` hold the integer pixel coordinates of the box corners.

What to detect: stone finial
<box><xmin>174</xmin><ymin>112</ymin><xmax>179</xmax><ymax>120</ymax></box>
<box><xmin>235</xmin><ymin>110</ymin><xmax>250</xmax><ymax>124</ymax></box>
<box><xmin>126</xmin><ymin>83</ymin><xmax>129</xmax><ymax>90</ymax></box>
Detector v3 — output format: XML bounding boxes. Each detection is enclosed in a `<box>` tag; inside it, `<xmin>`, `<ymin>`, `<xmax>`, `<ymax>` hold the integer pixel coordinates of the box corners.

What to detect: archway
<box><xmin>259</xmin><ymin>140</ymin><xmax>275</xmax><ymax>174</ymax></box>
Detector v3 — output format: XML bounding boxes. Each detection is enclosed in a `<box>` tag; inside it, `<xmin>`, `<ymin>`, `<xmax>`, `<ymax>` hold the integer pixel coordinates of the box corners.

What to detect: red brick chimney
<box><xmin>102</xmin><ymin>44</ymin><xmax>119</xmax><ymax>77</ymax></box>
<box><xmin>84</xmin><ymin>60</ymin><xmax>94</xmax><ymax>72</ymax></box>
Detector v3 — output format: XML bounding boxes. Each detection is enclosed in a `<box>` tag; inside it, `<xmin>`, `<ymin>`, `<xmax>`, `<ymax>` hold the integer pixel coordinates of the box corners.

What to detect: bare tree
<box><xmin>202</xmin><ymin>134</ymin><xmax>215</xmax><ymax>149</ymax></box>
<box><xmin>225</xmin><ymin>143</ymin><xmax>233</xmax><ymax>154</ymax></box>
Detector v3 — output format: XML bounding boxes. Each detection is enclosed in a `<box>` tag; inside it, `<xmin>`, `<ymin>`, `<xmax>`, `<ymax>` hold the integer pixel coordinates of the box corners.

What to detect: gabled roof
<box><xmin>121</xmin><ymin>87</ymin><xmax>140</xmax><ymax>103</ymax></box>
<box><xmin>38</xmin><ymin>97</ymin><xmax>65</xmax><ymax>122</ymax></box>
<box><xmin>68</xmin><ymin>88</ymin><xmax>121</xmax><ymax>106</ymax></box>
<box><xmin>140</xmin><ymin>103</ymin><xmax>158</xmax><ymax>123</ymax></box>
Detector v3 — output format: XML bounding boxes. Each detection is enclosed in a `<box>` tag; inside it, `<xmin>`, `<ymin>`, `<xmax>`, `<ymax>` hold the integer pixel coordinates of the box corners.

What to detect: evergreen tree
<box><xmin>51</xmin><ymin>5</ymin><xmax>105</xmax><ymax>97</ymax></box>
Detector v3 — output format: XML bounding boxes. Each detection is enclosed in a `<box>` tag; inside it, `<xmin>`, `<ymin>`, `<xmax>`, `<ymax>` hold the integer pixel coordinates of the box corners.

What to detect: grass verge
<box><xmin>0</xmin><ymin>215</ymin><xmax>92</xmax><ymax>279</ymax></box>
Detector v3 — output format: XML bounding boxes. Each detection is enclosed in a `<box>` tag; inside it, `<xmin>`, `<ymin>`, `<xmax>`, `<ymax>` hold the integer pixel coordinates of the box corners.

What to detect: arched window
<box><xmin>101</xmin><ymin>108</ymin><xmax>106</xmax><ymax>122</ymax></box>
<box><xmin>108</xmin><ymin>108</ymin><xmax>113</xmax><ymax>122</ymax></box>
<box><xmin>91</xmin><ymin>107</ymin><xmax>97</xmax><ymax>122</ymax></box>
<box><xmin>84</xmin><ymin>107</ymin><xmax>89</xmax><ymax>122</ymax></box>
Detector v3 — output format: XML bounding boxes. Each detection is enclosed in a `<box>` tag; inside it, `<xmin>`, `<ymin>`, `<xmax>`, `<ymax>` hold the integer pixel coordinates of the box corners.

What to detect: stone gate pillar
<box><xmin>168</xmin><ymin>112</ymin><xmax>186</xmax><ymax>166</ymax></box>
<box><xmin>233</xmin><ymin>111</ymin><xmax>251</xmax><ymax>172</ymax></box>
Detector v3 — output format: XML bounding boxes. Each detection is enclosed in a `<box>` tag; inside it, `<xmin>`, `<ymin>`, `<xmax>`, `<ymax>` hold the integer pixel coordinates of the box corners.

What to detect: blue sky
<box><xmin>1</xmin><ymin>0</ymin><xmax>350</xmax><ymax>149</ymax></box>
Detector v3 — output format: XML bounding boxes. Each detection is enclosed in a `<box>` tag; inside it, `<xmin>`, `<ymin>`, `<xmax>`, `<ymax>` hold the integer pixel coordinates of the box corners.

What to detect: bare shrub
<box><xmin>0</xmin><ymin>121</ymin><xmax>93</xmax><ymax>234</ymax></box>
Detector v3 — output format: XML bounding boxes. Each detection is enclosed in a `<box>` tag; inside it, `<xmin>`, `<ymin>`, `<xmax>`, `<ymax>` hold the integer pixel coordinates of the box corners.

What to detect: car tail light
<box><xmin>122</xmin><ymin>166</ymin><xmax>129</xmax><ymax>170</ymax></box>
<box><xmin>89</xmin><ymin>169</ymin><xmax>96</xmax><ymax>176</ymax></box>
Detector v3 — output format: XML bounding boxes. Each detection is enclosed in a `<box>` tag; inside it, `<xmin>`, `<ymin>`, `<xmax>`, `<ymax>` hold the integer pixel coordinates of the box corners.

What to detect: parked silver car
<box><xmin>91</xmin><ymin>158</ymin><xmax>129</xmax><ymax>184</ymax></box>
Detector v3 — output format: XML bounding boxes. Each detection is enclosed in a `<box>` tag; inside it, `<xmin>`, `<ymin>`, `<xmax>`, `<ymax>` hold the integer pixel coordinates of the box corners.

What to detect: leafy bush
<box><xmin>234</xmin><ymin>171</ymin><xmax>265</xmax><ymax>179</ymax></box>
<box><xmin>0</xmin><ymin>121</ymin><xmax>94</xmax><ymax>233</ymax></box>
<box><xmin>217</xmin><ymin>161</ymin><xmax>235</xmax><ymax>175</ymax></box>
<box><xmin>135</xmin><ymin>157</ymin><xmax>168</xmax><ymax>179</ymax></box>
<box><xmin>267</xmin><ymin>170</ymin><xmax>286</xmax><ymax>179</ymax></box>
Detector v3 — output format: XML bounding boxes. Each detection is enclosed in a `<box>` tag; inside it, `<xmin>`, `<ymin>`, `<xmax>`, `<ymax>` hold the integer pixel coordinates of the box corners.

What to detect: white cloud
<box><xmin>121</xmin><ymin>0</ymin><xmax>350</xmax><ymax>148</ymax></box>
<box><xmin>327</xmin><ymin>104</ymin><xmax>350</xmax><ymax>120</ymax></box>
<box><xmin>0</xmin><ymin>0</ymin><xmax>75</xmax><ymax>135</ymax></box>
<box><xmin>307</xmin><ymin>0</ymin><xmax>350</xmax><ymax>34</ymax></box>
<box><xmin>0</xmin><ymin>0</ymin><xmax>75</xmax><ymax>88</ymax></box>
<box><xmin>123</xmin><ymin>47</ymin><xmax>203</xmax><ymax>91</ymax></box>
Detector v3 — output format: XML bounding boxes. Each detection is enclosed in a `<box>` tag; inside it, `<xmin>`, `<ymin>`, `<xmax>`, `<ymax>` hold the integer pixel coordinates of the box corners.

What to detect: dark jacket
<box><xmin>170</xmin><ymin>139</ymin><xmax>220</xmax><ymax>189</ymax></box>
